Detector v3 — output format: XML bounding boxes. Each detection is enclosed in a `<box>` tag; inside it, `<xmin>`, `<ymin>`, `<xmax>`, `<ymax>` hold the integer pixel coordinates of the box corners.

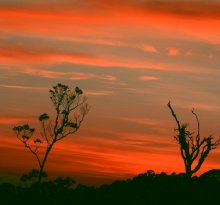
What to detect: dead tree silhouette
<box><xmin>167</xmin><ymin>100</ymin><xmax>220</xmax><ymax>178</ymax></box>
<box><xmin>13</xmin><ymin>83</ymin><xmax>90</xmax><ymax>183</ymax></box>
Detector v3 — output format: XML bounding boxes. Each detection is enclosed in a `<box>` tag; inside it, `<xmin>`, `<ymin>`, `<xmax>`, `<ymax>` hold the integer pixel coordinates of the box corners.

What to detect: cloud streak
<box><xmin>139</xmin><ymin>76</ymin><xmax>159</xmax><ymax>81</ymax></box>
<box><xmin>0</xmin><ymin>116</ymin><xmax>36</xmax><ymax>125</ymax></box>
<box><xmin>85</xmin><ymin>90</ymin><xmax>114</xmax><ymax>96</ymax></box>
<box><xmin>2</xmin><ymin>1</ymin><xmax>220</xmax><ymax>18</ymax></box>
<box><xmin>1</xmin><ymin>1</ymin><xmax>220</xmax><ymax>44</ymax></box>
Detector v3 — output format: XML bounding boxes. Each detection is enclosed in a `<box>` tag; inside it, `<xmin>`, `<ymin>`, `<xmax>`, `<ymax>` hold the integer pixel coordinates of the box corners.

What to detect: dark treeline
<box><xmin>0</xmin><ymin>170</ymin><xmax>220</xmax><ymax>205</ymax></box>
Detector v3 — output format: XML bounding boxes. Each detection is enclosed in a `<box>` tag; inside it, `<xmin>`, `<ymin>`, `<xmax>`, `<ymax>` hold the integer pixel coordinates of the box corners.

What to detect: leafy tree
<box><xmin>167</xmin><ymin>101</ymin><xmax>220</xmax><ymax>178</ymax></box>
<box><xmin>13</xmin><ymin>83</ymin><xmax>90</xmax><ymax>183</ymax></box>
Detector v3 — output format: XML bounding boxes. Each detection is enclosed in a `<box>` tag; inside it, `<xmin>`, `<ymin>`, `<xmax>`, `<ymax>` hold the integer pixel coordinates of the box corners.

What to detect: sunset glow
<box><xmin>0</xmin><ymin>0</ymin><xmax>220</xmax><ymax>186</ymax></box>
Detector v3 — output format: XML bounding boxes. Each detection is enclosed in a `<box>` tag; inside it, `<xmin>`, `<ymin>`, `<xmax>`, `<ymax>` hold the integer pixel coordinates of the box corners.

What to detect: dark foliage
<box><xmin>0</xmin><ymin>170</ymin><xmax>219</xmax><ymax>205</ymax></box>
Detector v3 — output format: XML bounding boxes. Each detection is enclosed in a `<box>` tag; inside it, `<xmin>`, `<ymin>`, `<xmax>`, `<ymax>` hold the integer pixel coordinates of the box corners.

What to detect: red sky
<box><xmin>0</xmin><ymin>0</ymin><xmax>220</xmax><ymax>186</ymax></box>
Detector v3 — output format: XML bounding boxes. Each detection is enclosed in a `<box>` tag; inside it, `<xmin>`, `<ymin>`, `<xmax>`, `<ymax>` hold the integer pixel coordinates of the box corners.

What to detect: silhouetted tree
<box><xmin>167</xmin><ymin>101</ymin><xmax>220</xmax><ymax>178</ymax></box>
<box><xmin>13</xmin><ymin>83</ymin><xmax>90</xmax><ymax>183</ymax></box>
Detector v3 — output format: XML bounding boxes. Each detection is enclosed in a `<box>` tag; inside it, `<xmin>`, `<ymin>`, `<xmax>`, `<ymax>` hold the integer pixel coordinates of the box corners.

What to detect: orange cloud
<box><xmin>1</xmin><ymin>2</ymin><xmax>220</xmax><ymax>44</ymax></box>
<box><xmin>139</xmin><ymin>44</ymin><xmax>158</xmax><ymax>53</ymax></box>
<box><xmin>167</xmin><ymin>47</ymin><xmax>180</xmax><ymax>56</ymax></box>
<box><xmin>1</xmin><ymin>48</ymin><xmax>208</xmax><ymax>75</ymax></box>
<box><xmin>139</xmin><ymin>76</ymin><xmax>159</xmax><ymax>81</ymax></box>
<box><xmin>69</xmin><ymin>73</ymin><xmax>97</xmax><ymax>80</ymax></box>
<box><xmin>2</xmin><ymin>1</ymin><xmax>220</xmax><ymax>19</ymax></box>
<box><xmin>91</xmin><ymin>38</ymin><xmax>127</xmax><ymax>47</ymax></box>
<box><xmin>0</xmin><ymin>43</ymin><xmax>93</xmax><ymax>65</ymax></box>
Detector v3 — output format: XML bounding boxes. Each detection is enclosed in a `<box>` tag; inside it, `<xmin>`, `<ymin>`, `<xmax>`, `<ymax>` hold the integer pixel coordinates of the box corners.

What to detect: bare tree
<box><xmin>167</xmin><ymin>101</ymin><xmax>220</xmax><ymax>178</ymax></box>
<box><xmin>13</xmin><ymin>83</ymin><xmax>90</xmax><ymax>183</ymax></box>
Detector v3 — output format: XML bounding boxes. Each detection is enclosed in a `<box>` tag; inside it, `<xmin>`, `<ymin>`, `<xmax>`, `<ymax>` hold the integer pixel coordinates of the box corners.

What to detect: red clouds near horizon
<box><xmin>0</xmin><ymin>0</ymin><xmax>220</xmax><ymax>186</ymax></box>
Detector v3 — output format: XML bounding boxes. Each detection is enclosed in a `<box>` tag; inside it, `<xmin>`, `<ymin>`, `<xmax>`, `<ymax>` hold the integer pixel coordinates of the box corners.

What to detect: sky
<box><xmin>0</xmin><ymin>0</ymin><xmax>220</xmax><ymax>186</ymax></box>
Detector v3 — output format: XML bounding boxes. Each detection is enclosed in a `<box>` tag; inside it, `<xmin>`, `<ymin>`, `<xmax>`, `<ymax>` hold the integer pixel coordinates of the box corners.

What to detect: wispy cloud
<box><xmin>0</xmin><ymin>47</ymin><xmax>93</xmax><ymax>65</ymax></box>
<box><xmin>114</xmin><ymin>117</ymin><xmax>172</xmax><ymax>127</ymax></box>
<box><xmin>69</xmin><ymin>72</ymin><xmax>96</xmax><ymax>80</ymax></box>
<box><xmin>1</xmin><ymin>1</ymin><xmax>220</xmax><ymax>44</ymax></box>
<box><xmin>99</xmin><ymin>75</ymin><xmax>117</xmax><ymax>81</ymax></box>
<box><xmin>0</xmin><ymin>84</ymin><xmax>48</xmax><ymax>91</ymax></box>
<box><xmin>174</xmin><ymin>101</ymin><xmax>220</xmax><ymax>112</ymax></box>
<box><xmin>139</xmin><ymin>44</ymin><xmax>158</xmax><ymax>53</ymax></box>
<box><xmin>10</xmin><ymin>66</ymin><xmax>117</xmax><ymax>81</ymax></box>
<box><xmin>85</xmin><ymin>90</ymin><xmax>114</xmax><ymax>96</ymax></box>
<box><xmin>0</xmin><ymin>115</ymin><xmax>36</xmax><ymax>125</ymax></box>
<box><xmin>21</xmin><ymin>68</ymin><xmax>66</xmax><ymax>79</ymax></box>
<box><xmin>139</xmin><ymin>76</ymin><xmax>159</xmax><ymax>81</ymax></box>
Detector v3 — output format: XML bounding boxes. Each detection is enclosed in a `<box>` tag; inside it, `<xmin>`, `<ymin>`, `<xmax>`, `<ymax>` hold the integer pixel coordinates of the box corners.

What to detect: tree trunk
<box><xmin>185</xmin><ymin>163</ymin><xmax>192</xmax><ymax>179</ymax></box>
<box><xmin>37</xmin><ymin>145</ymin><xmax>52</xmax><ymax>183</ymax></box>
